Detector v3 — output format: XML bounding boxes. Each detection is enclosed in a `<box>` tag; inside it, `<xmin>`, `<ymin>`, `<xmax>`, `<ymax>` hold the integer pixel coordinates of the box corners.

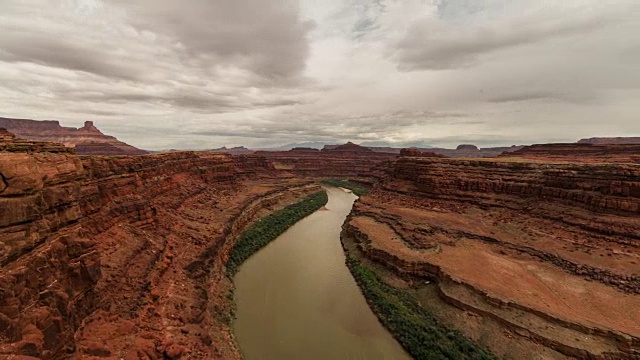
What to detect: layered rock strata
<box><xmin>578</xmin><ymin>137</ymin><xmax>640</xmax><ymax>145</ymax></box>
<box><xmin>343</xmin><ymin>156</ymin><xmax>640</xmax><ymax>359</ymax></box>
<box><xmin>0</xmin><ymin>138</ymin><xmax>318</xmax><ymax>359</ymax></box>
<box><xmin>257</xmin><ymin>143</ymin><xmax>395</xmax><ymax>181</ymax></box>
<box><xmin>2</xmin><ymin>131</ymin><xmax>639</xmax><ymax>359</ymax></box>
<box><xmin>321</xmin><ymin>143</ymin><xmax>524</xmax><ymax>157</ymax></box>
<box><xmin>502</xmin><ymin>143</ymin><xmax>640</xmax><ymax>164</ymax></box>
<box><xmin>0</xmin><ymin>117</ymin><xmax>147</xmax><ymax>156</ymax></box>
<box><xmin>428</xmin><ymin>145</ymin><xmax>524</xmax><ymax>158</ymax></box>
<box><xmin>0</xmin><ymin>128</ymin><xmax>75</xmax><ymax>154</ymax></box>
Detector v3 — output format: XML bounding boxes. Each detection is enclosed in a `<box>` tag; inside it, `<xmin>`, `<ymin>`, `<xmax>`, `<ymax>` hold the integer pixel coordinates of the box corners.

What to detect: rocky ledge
<box><xmin>501</xmin><ymin>143</ymin><xmax>640</xmax><ymax>164</ymax></box>
<box><xmin>342</xmin><ymin>156</ymin><xmax>640</xmax><ymax>359</ymax></box>
<box><xmin>0</xmin><ymin>135</ymin><xmax>318</xmax><ymax>359</ymax></box>
<box><xmin>0</xmin><ymin>117</ymin><xmax>147</xmax><ymax>156</ymax></box>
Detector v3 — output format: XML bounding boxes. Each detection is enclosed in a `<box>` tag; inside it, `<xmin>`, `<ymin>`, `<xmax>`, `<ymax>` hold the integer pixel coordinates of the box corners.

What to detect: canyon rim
<box><xmin>1</xmin><ymin>1</ymin><xmax>639</xmax><ymax>359</ymax></box>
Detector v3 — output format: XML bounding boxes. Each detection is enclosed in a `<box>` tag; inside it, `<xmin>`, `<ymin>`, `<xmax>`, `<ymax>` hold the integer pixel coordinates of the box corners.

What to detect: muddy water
<box><xmin>233</xmin><ymin>186</ymin><xmax>410</xmax><ymax>360</ymax></box>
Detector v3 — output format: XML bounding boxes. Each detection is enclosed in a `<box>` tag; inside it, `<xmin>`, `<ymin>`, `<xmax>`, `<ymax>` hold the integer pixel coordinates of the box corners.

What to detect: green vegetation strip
<box><xmin>321</xmin><ymin>178</ymin><xmax>369</xmax><ymax>196</ymax></box>
<box><xmin>345</xmin><ymin>257</ymin><xmax>496</xmax><ymax>360</ymax></box>
<box><xmin>227</xmin><ymin>190</ymin><xmax>328</xmax><ymax>275</ymax></box>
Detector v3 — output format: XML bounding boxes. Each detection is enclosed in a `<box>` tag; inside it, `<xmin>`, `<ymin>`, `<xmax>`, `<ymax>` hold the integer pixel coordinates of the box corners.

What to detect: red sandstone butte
<box><xmin>0</xmin><ymin>117</ymin><xmax>147</xmax><ymax>156</ymax></box>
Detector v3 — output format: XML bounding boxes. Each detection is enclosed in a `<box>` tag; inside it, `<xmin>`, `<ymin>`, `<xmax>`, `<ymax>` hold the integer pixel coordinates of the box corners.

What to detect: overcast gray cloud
<box><xmin>393</xmin><ymin>2</ymin><xmax>633</xmax><ymax>70</ymax></box>
<box><xmin>0</xmin><ymin>0</ymin><xmax>638</xmax><ymax>150</ymax></box>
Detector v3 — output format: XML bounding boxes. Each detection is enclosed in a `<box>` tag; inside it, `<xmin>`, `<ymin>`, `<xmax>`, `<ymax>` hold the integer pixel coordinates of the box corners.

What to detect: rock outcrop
<box><xmin>429</xmin><ymin>144</ymin><xmax>524</xmax><ymax>158</ymax></box>
<box><xmin>0</xmin><ymin>117</ymin><xmax>147</xmax><ymax>156</ymax></box>
<box><xmin>0</xmin><ymin>134</ymin><xmax>316</xmax><ymax>359</ymax></box>
<box><xmin>210</xmin><ymin>146</ymin><xmax>255</xmax><ymax>155</ymax></box>
<box><xmin>342</xmin><ymin>155</ymin><xmax>640</xmax><ymax>358</ymax></box>
<box><xmin>0</xmin><ymin>148</ymin><xmax>98</xmax><ymax>358</ymax></box>
<box><xmin>502</xmin><ymin>143</ymin><xmax>640</xmax><ymax>163</ymax></box>
<box><xmin>322</xmin><ymin>143</ymin><xmax>525</xmax><ymax>157</ymax></box>
<box><xmin>0</xmin><ymin>128</ymin><xmax>75</xmax><ymax>154</ymax></box>
<box><xmin>321</xmin><ymin>141</ymin><xmax>373</xmax><ymax>154</ymax></box>
<box><xmin>578</xmin><ymin>137</ymin><xmax>640</xmax><ymax>145</ymax></box>
<box><xmin>399</xmin><ymin>148</ymin><xmax>447</xmax><ymax>158</ymax></box>
<box><xmin>257</xmin><ymin>143</ymin><xmax>396</xmax><ymax>181</ymax></box>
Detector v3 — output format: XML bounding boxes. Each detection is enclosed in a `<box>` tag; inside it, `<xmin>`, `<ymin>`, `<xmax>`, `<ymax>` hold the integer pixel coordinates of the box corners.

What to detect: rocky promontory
<box><xmin>342</xmin><ymin>155</ymin><xmax>640</xmax><ymax>358</ymax></box>
<box><xmin>0</xmin><ymin>134</ymin><xmax>316</xmax><ymax>359</ymax></box>
<box><xmin>0</xmin><ymin>117</ymin><xmax>147</xmax><ymax>156</ymax></box>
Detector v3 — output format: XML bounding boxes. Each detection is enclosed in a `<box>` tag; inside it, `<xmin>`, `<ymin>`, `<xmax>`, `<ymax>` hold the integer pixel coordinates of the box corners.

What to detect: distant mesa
<box><xmin>321</xmin><ymin>141</ymin><xmax>373</xmax><ymax>153</ymax></box>
<box><xmin>0</xmin><ymin>116</ymin><xmax>147</xmax><ymax>156</ymax></box>
<box><xmin>263</xmin><ymin>142</ymin><xmax>523</xmax><ymax>158</ymax></box>
<box><xmin>210</xmin><ymin>146</ymin><xmax>254</xmax><ymax>155</ymax></box>
<box><xmin>75</xmin><ymin>141</ymin><xmax>139</xmax><ymax>156</ymax></box>
<box><xmin>501</xmin><ymin>142</ymin><xmax>640</xmax><ymax>163</ymax></box>
<box><xmin>456</xmin><ymin>144</ymin><xmax>479</xmax><ymax>151</ymax></box>
<box><xmin>399</xmin><ymin>148</ymin><xmax>447</xmax><ymax>158</ymax></box>
<box><xmin>577</xmin><ymin>137</ymin><xmax>640</xmax><ymax>145</ymax></box>
<box><xmin>323</xmin><ymin>144</ymin><xmax>400</xmax><ymax>154</ymax></box>
<box><xmin>0</xmin><ymin>127</ymin><xmax>75</xmax><ymax>154</ymax></box>
<box><xmin>428</xmin><ymin>144</ymin><xmax>523</xmax><ymax>158</ymax></box>
<box><xmin>290</xmin><ymin>147</ymin><xmax>320</xmax><ymax>152</ymax></box>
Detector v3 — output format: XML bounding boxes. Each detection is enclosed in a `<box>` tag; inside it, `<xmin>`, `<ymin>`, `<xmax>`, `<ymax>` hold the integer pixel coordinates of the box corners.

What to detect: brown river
<box><xmin>233</xmin><ymin>186</ymin><xmax>411</xmax><ymax>360</ymax></box>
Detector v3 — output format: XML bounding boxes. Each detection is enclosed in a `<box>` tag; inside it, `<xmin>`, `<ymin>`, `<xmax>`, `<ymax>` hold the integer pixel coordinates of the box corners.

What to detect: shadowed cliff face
<box><xmin>0</xmin><ymin>135</ymin><xmax>639</xmax><ymax>359</ymax></box>
<box><xmin>0</xmin><ymin>117</ymin><xmax>147</xmax><ymax>155</ymax></box>
<box><xmin>0</xmin><ymin>135</ymin><xmax>305</xmax><ymax>359</ymax></box>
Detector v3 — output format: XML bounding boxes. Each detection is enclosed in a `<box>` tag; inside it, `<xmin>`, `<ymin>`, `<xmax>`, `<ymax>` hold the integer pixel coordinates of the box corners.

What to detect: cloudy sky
<box><xmin>0</xmin><ymin>0</ymin><xmax>638</xmax><ymax>149</ymax></box>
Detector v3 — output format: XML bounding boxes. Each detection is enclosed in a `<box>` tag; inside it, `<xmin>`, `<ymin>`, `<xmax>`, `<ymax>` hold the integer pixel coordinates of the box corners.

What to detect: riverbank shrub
<box><xmin>227</xmin><ymin>190</ymin><xmax>328</xmax><ymax>275</ymax></box>
<box><xmin>321</xmin><ymin>179</ymin><xmax>369</xmax><ymax>196</ymax></box>
<box><xmin>345</xmin><ymin>257</ymin><xmax>496</xmax><ymax>360</ymax></box>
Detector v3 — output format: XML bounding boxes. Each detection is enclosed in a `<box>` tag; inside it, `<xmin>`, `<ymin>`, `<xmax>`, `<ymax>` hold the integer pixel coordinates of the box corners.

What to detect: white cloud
<box><xmin>0</xmin><ymin>0</ymin><xmax>638</xmax><ymax>149</ymax></box>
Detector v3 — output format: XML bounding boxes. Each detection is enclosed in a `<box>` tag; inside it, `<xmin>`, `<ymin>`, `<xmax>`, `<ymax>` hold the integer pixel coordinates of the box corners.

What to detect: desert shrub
<box><xmin>345</xmin><ymin>257</ymin><xmax>496</xmax><ymax>360</ymax></box>
<box><xmin>227</xmin><ymin>191</ymin><xmax>328</xmax><ymax>275</ymax></box>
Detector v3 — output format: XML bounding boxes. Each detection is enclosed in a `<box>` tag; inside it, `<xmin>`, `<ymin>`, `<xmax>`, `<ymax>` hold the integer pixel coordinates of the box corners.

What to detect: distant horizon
<box><xmin>3</xmin><ymin>114</ymin><xmax>640</xmax><ymax>152</ymax></box>
<box><xmin>1</xmin><ymin>1</ymin><xmax>638</xmax><ymax>151</ymax></box>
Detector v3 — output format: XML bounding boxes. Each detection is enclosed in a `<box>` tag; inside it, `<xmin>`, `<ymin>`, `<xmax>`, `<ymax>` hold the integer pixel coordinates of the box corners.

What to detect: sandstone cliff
<box><xmin>257</xmin><ymin>143</ymin><xmax>395</xmax><ymax>181</ymax></box>
<box><xmin>502</xmin><ymin>143</ymin><xmax>640</xmax><ymax>163</ymax></box>
<box><xmin>0</xmin><ymin>117</ymin><xmax>147</xmax><ymax>156</ymax></box>
<box><xmin>578</xmin><ymin>137</ymin><xmax>640</xmax><ymax>145</ymax></box>
<box><xmin>0</xmin><ymin>135</ymin><xmax>316</xmax><ymax>359</ymax></box>
<box><xmin>342</xmin><ymin>156</ymin><xmax>640</xmax><ymax>358</ymax></box>
<box><xmin>0</xmin><ymin>144</ymin><xmax>98</xmax><ymax>358</ymax></box>
<box><xmin>321</xmin><ymin>143</ymin><xmax>525</xmax><ymax>157</ymax></box>
<box><xmin>428</xmin><ymin>144</ymin><xmax>524</xmax><ymax>158</ymax></box>
<box><xmin>0</xmin><ymin>128</ymin><xmax>75</xmax><ymax>155</ymax></box>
